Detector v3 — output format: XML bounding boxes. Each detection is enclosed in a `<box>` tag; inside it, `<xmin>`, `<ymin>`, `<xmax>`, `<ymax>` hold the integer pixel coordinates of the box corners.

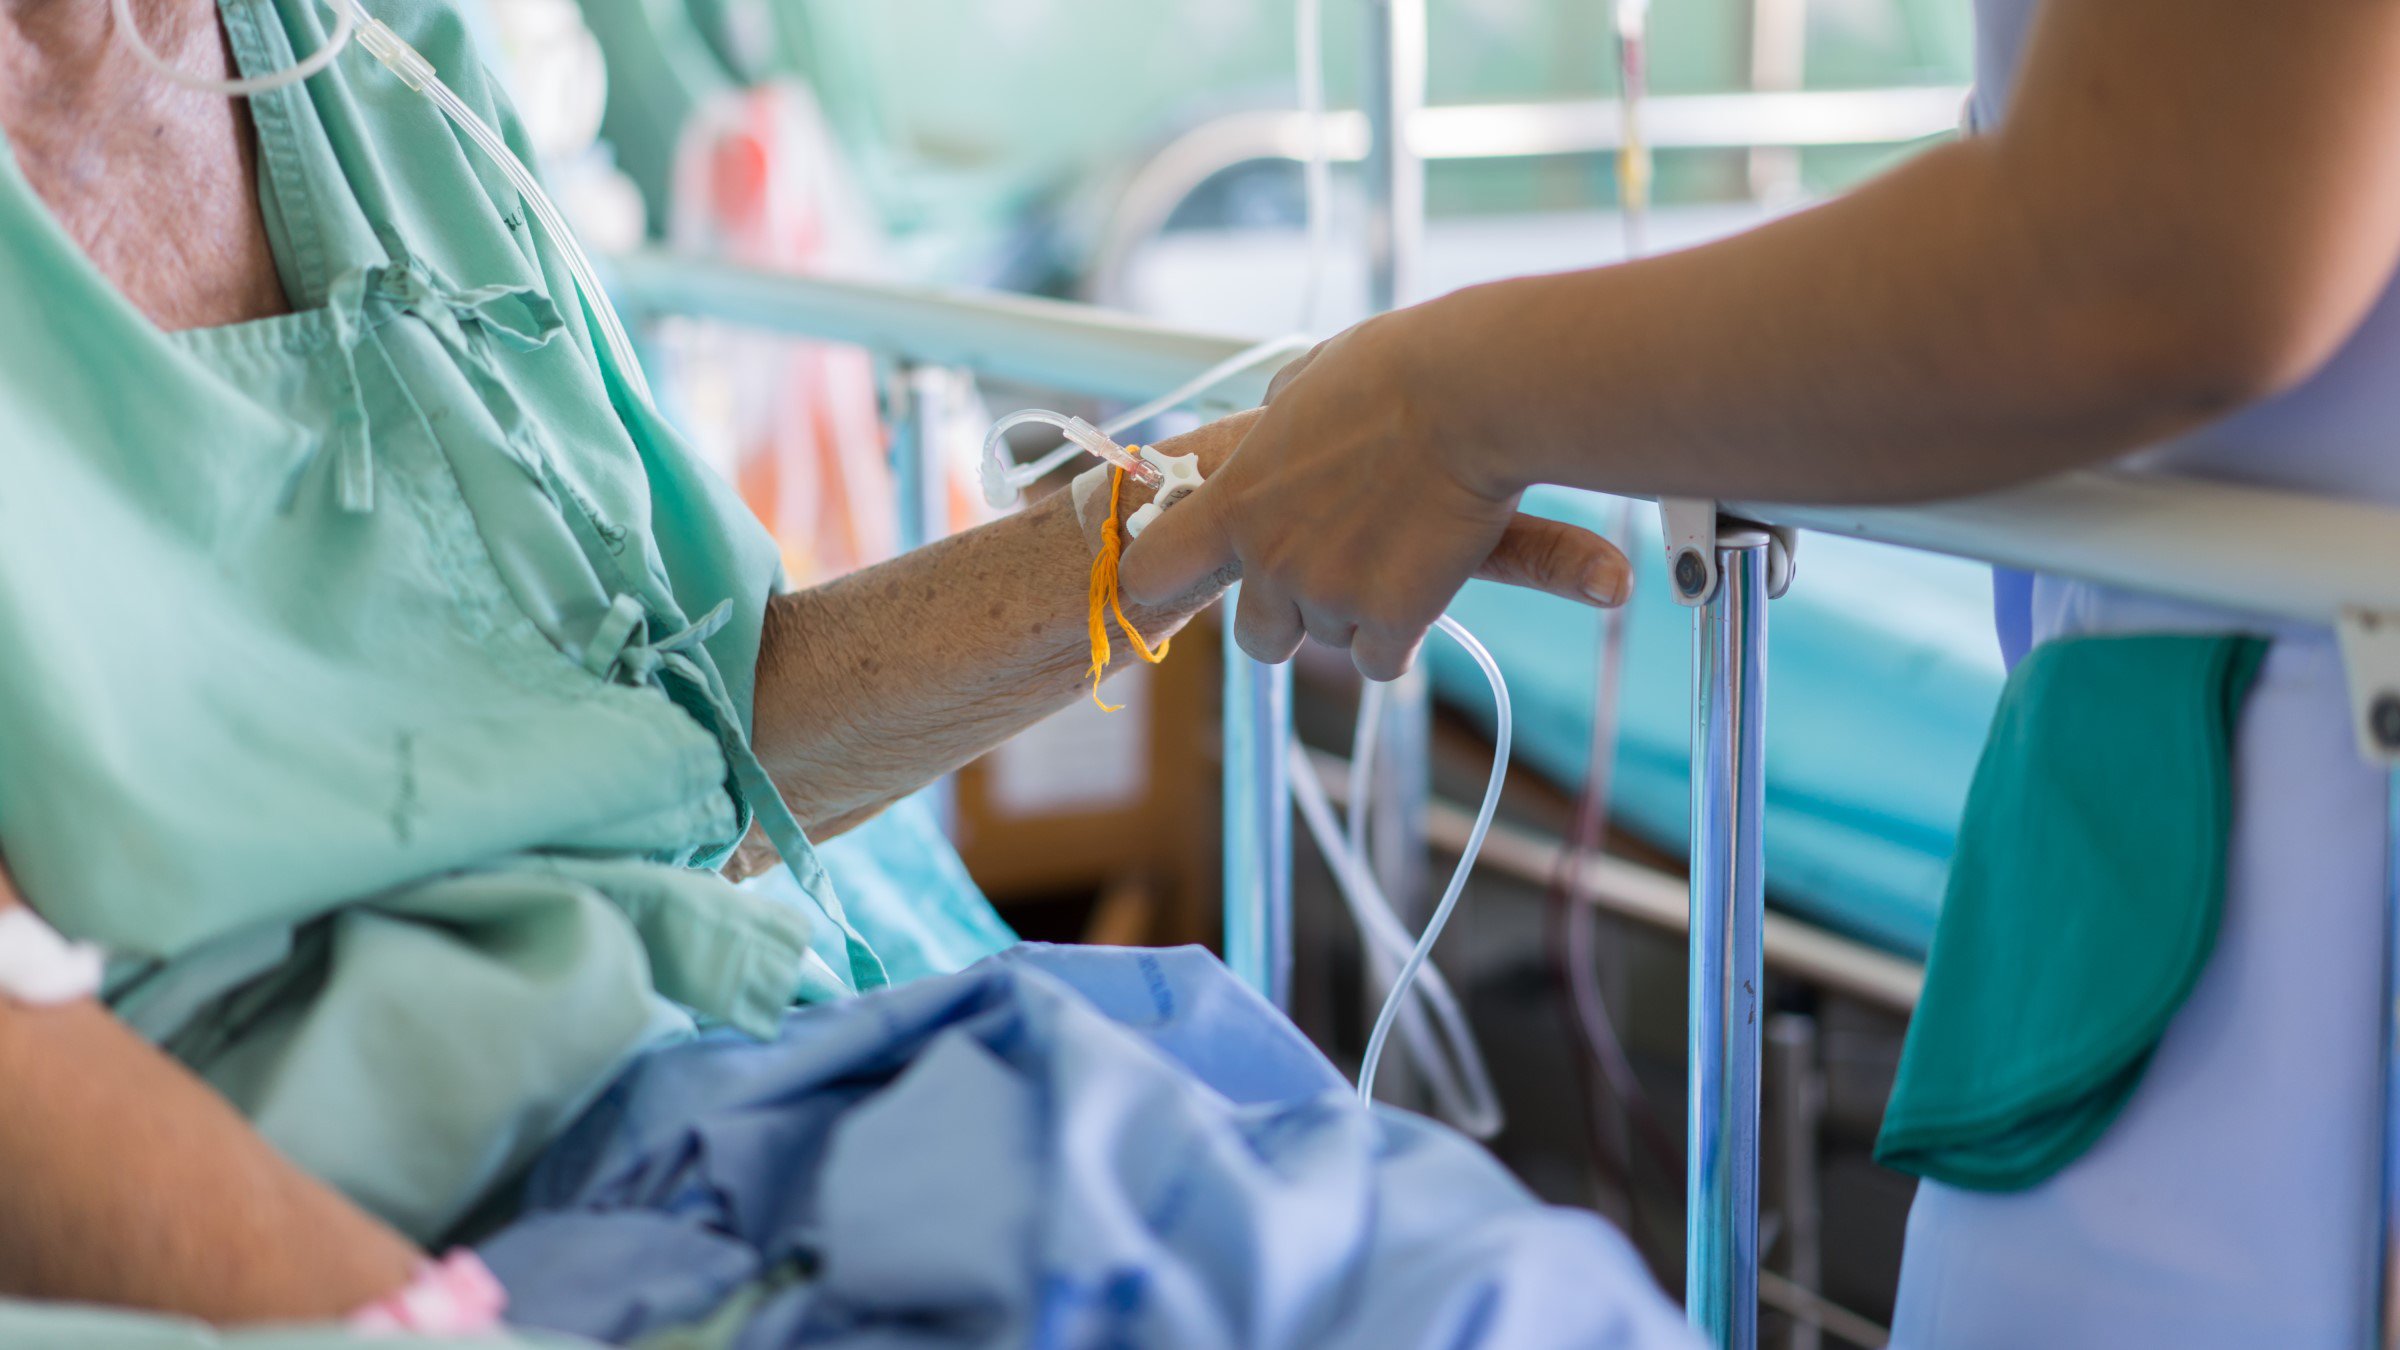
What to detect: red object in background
<box><xmin>668</xmin><ymin>85</ymin><xmax>905</xmax><ymax>586</ymax></box>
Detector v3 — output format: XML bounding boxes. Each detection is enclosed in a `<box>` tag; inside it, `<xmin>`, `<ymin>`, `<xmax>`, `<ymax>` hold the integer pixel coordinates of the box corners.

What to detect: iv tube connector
<box><xmin>981</xmin><ymin>410</ymin><xmax>1163</xmax><ymax>509</ymax></box>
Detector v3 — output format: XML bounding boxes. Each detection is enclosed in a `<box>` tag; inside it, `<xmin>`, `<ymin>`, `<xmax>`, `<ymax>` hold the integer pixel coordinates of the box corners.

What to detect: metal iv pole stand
<box><xmin>1685</xmin><ymin>530</ymin><xmax>1771</xmax><ymax>1350</ymax></box>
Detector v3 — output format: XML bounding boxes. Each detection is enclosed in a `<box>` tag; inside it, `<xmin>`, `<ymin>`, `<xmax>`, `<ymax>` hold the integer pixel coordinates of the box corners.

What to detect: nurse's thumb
<box><xmin>1474</xmin><ymin>513</ymin><xmax>1633</xmax><ymax>608</ymax></box>
<box><xmin>1118</xmin><ymin>485</ymin><xmax>1238</xmax><ymax>606</ymax></box>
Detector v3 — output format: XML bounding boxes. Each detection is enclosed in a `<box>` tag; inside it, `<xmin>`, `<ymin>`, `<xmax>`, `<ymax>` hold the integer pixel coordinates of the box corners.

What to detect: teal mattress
<box><xmin>1429</xmin><ymin>488</ymin><xmax>2004</xmax><ymax>960</ymax></box>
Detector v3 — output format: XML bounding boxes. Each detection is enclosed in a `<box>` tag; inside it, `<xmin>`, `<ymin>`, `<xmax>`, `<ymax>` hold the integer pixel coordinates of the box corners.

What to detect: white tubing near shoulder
<box><xmin>111</xmin><ymin>0</ymin><xmax>358</xmax><ymax>96</ymax></box>
<box><xmin>113</xmin><ymin>0</ymin><xmax>656</xmax><ymax>409</ymax></box>
<box><xmin>0</xmin><ymin>909</ymin><xmax>106</xmax><ymax>1007</ymax></box>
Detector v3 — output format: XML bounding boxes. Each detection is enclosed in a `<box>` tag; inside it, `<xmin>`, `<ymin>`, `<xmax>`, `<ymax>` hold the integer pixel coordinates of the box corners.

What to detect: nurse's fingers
<box><xmin>1474</xmin><ymin>514</ymin><xmax>1632</xmax><ymax>608</ymax></box>
<box><xmin>1301</xmin><ymin>609</ymin><xmax>1357</xmax><ymax>652</ymax></box>
<box><xmin>1119</xmin><ymin>479</ymin><xmax>1237</xmax><ymax>607</ymax></box>
<box><xmin>1233</xmin><ymin>580</ymin><xmax>1307</xmax><ymax>664</ymax></box>
<box><xmin>1352</xmin><ymin>627</ymin><xmax>1429</xmax><ymax>684</ymax></box>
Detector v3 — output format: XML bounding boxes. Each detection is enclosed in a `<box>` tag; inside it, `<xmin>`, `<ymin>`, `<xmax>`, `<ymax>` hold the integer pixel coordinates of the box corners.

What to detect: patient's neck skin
<box><xmin>0</xmin><ymin>0</ymin><xmax>291</xmax><ymax>329</ymax></box>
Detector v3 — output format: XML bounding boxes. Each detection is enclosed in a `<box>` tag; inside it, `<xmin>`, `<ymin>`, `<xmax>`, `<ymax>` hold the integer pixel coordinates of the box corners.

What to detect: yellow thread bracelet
<box><xmin>1085</xmin><ymin>460</ymin><xmax>1171</xmax><ymax>711</ymax></box>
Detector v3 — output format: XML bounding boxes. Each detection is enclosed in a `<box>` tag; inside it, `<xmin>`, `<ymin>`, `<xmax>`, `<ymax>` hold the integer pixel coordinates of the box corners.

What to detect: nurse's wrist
<box><xmin>1383</xmin><ymin>292</ymin><xmax>1527</xmax><ymax>502</ymax></box>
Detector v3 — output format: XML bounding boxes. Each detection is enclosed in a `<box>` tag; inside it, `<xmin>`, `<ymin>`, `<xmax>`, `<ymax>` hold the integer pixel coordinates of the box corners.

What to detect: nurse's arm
<box><xmin>747</xmin><ymin>410</ymin><xmax>1624</xmax><ymax>836</ymax></box>
<box><xmin>0</xmin><ymin>872</ymin><xmax>422</xmax><ymax>1323</ymax></box>
<box><xmin>1383</xmin><ymin>0</ymin><xmax>2400</xmax><ymax>505</ymax></box>
<box><xmin>1119</xmin><ymin>0</ymin><xmax>2400</xmax><ymax>677</ymax></box>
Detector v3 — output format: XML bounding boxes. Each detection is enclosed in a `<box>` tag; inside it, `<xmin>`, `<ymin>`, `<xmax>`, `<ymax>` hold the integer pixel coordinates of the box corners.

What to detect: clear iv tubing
<box><xmin>979</xmin><ymin>335</ymin><xmax>1313</xmax><ymax>508</ymax></box>
<box><xmin>1295</xmin><ymin>0</ymin><xmax>1332</xmax><ymax>332</ymax></box>
<box><xmin>1614</xmin><ymin>0</ymin><xmax>1654</xmax><ymax>259</ymax></box>
<box><xmin>1326</xmin><ymin>676</ymin><xmax>1503</xmax><ymax>1136</ymax></box>
<box><xmin>976</xmin><ymin>0</ymin><xmax>1512</xmax><ymax>1137</ymax></box>
<box><xmin>1291</xmin><ymin>731</ymin><xmax>1502</xmax><ymax>1138</ymax></box>
<box><xmin>1282</xmin><ymin>0</ymin><xmax>1505</xmax><ymax>1130</ymax></box>
<box><xmin>111</xmin><ymin>0</ymin><xmax>357</xmax><ymax>96</ymax></box>
<box><xmin>979</xmin><ymin>0</ymin><xmax>1333</xmax><ymax>504</ymax></box>
<box><xmin>1544</xmin><ymin>0</ymin><xmax>1665</xmax><ymax>1168</ymax></box>
<box><xmin>345</xmin><ymin>4</ymin><xmax>654</xmax><ymax>406</ymax></box>
<box><xmin>981</xmin><ymin>410</ymin><xmax>1162</xmax><ymax>505</ymax></box>
<box><xmin>1355</xmin><ymin>615</ymin><xmax>1511</xmax><ymax>1116</ymax></box>
<box><xmin>116</xmin><ymin>0</ymin><xmax>656</xmax><ymax>409</ymax></box>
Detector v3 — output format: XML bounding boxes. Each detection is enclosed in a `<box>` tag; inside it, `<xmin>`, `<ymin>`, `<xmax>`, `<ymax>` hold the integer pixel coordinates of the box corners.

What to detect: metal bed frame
<box><xmin>605</xmin><ymin>6</ymin><xmax>2400</xmax><ymax>1340</ymax></box>
<box><xmin>611</xmin><ymin>242</ymin><xmax>2400</xmax><ymax>1350</ymax></box>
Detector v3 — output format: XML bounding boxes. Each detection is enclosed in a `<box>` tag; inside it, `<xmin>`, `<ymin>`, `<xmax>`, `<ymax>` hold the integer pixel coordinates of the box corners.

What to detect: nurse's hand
<box><xmin>1119</xmin><ymin>316</ymin><xmax>1627</xmax><ymax>680</ymax></box>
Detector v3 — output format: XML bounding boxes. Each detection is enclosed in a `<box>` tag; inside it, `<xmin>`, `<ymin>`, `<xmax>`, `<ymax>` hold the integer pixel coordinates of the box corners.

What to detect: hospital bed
<box><xmin>604</xmin><ymin>247</ymin><xmax>2400</xmax><ymax>1350</ymax></box>
<box><xmin>578</xmin><ymin>16</ymin><xmax>2389</xmax><ymax>1350</ymax></box>
<box><xmin>580</xmin><ymin>14</ymin><xmax>2034</xmax><ymax>1343</ymax></box>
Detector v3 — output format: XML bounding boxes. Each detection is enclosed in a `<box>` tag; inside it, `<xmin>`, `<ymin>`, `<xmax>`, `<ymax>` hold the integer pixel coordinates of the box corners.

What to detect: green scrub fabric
<box><xmin>0</xmin><ymin>0</ymin><xmax>896</xmax><ymax>1266</ymax></box>
<box><xmin>1876</xmin><ymin>633</ymin><xmax>2268</xmax><ymax>1190</ymax></box>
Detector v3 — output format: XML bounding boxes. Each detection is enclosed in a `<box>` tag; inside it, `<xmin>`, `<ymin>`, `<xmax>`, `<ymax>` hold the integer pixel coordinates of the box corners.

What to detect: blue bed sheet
<box><xmin>1431</xmin><ymin>489</ymin><xmax>2004</xmax><ymax>959</ymax></box>
<box><xmin>784</xmin><ymin>794</ymin><xmax>1018</xmax><ymax>986</ymax></box>
<box><xmin>480</xmin><ymin>944</ymin><xmax>1699</xmax><ymax>1349</ymax></box>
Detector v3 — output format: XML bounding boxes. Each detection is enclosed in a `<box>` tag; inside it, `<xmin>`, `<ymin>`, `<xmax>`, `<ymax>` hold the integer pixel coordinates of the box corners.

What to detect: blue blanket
<box><xmin>481</xmin><ymin>944</ymin><xmax>1698</xmax><ymax>1349</ymax></box>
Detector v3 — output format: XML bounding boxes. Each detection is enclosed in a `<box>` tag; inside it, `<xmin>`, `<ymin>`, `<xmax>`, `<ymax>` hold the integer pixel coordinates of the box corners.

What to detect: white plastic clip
<box><xmin>1764</xmin><ymin>524</ymin><xmax>1799</xmax><ymax>599</ymax></box>
<box><xmin>2337</xmin><ymin>608</ymin><xmax>2400</xmax><ymax>767</ymax></box>
<box><xmin>0</xmin><ymin>908</ymin><xmax>106</xmax><ymax>1007</ymax></box>
<box><xmin>1662</xmin><ymin>497</ymin><xmax>1724</xmax><ymax>606</ymax></box>
<box><xmin>1661</xmin><ymin>498</ymin><xmax>1799</xmax><ymax>606</ymax></box>
<box><xmin>1125</xmin><ymin>447</ymin><xmax>1204</xmax><ymax>539</ymax></box>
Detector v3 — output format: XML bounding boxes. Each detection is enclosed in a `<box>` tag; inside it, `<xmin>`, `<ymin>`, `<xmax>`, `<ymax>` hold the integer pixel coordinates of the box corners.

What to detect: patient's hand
<box><xmin>748</xmin><ymin>406</ymin><xmax>1624</xmax><ymax>841</ymax></box>
<box><xmin>0</xmin><ymin>859</ymin><xmax>423</xmax><ymax>1323</ymax></box>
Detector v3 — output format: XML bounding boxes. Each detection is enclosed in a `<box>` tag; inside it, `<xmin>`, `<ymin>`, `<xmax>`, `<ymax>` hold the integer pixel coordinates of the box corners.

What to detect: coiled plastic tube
<box><xmin>111</xmin><ymin>0</ymin><xmax>358</xmax><ymax>96</ymax></box>
<box><xmin>1356</xmin><ymin>615</ymin><xmax>1512</xmax><ymax>1116</ymax></box>
<box><xmin>1291</xmin><ymin>734</ymin><xmax>1503</xmax><ymax>1138</ymax></box>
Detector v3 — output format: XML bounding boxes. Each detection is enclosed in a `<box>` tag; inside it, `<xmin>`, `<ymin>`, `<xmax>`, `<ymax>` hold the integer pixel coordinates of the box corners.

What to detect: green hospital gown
<box><xmin>0</xmin><ymin>0</ymin><xmax>921</xmax><ymax>1318</ymax></box>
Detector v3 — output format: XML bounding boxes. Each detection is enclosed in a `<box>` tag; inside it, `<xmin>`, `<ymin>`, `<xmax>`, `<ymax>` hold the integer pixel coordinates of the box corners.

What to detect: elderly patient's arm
<box><xmin>751</xmin><ymin>410</ymin><xmax>1625</xmax><ymax>837</ymax></box>
<box><xmin>0</xmin><ymin>873</ymin><xmax>421</xmax><ymax>1323</ymax></box>
<box><xmin>747</xmin><ymin>414</ymin><xmax>1248</xmax><ymax>839</ymax></box>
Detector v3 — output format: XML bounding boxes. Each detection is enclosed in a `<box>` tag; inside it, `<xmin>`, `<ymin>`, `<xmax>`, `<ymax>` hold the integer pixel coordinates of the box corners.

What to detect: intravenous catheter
<box><xmin>1294</xmin><ymin>0</ymin><xmax>1332</xmax><ymax>331</ymax></box>
<box><xmin>1543</xmin><ymin>0</ymin><xmax>1665</xmax><ymax>1188</ymax></box>
<box><xmin>977</xmin><ymin>336</ymin><xmax>1314</xmax><ymax>510</ymax></box>
<box><xmin>112</xmin><ymin>0</ymin><xmax>655</xmax><ymax>408</ymax></box>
